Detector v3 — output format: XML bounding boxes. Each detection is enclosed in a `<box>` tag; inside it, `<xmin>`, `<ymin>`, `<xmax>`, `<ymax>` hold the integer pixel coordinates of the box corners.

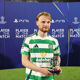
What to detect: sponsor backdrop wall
<box><xmin>0</xmin><ymin>1</ymin><xmax>80</xmax><ymax>69</ymax></box>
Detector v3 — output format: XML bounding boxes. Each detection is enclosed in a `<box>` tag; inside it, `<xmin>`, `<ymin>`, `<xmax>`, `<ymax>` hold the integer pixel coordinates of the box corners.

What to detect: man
<box><xmin>21</xmin><ymin>12</ymin><xmax>62</xmax><ymax>80</ymax></box>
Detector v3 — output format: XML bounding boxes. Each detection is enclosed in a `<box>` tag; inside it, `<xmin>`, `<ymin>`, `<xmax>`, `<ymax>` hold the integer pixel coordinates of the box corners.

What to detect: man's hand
<box><xmin>55</xmin><ymin>66</ymin><xmax>62</xmax><ymax>75</ymax></box>
<box><xmin>39</xmin><ymin>68</ymin><xmax>54</xmax><ymax>75</ymax></box>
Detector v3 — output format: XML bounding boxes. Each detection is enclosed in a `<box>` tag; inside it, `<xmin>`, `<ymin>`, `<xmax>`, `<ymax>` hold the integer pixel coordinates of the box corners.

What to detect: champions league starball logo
<box><xmin>72</xmin><ymin>17</ymin><xmax>80</xmax><ymax>24</ymax></box>
<box><xmin>0</xmin><ymin>16</ymin><xmax>7</xmax><ymax>24</ymax></box>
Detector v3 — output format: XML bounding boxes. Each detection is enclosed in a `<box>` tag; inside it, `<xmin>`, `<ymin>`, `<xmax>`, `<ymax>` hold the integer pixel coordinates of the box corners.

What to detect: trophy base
<box><xmin>49</xmin><ymin>70</ymin><xmax>60</xmax><ymax>74</ymax></box>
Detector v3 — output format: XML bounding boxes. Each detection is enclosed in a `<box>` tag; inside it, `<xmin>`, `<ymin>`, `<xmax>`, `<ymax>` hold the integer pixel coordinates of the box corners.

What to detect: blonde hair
<box><xmin>36</xmin><ymin>12</ymin><xmax>51</xmax><ymax>21</ymax></box>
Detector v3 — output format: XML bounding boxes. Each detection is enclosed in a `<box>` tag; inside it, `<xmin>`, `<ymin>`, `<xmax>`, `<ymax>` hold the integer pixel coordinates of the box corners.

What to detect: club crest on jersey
<box><xmin>48</xmin><ymin>44</ymin><xmax>53</xmax><ymax>49</ymax></box>
<box><xmin>40</xmin><ymin>52</ymin><xmax>47</xmax><ymax>58</ymax></box>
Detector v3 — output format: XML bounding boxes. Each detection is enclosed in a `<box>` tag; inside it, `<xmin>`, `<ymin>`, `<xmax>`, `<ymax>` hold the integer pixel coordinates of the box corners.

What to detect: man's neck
<box><xmin>38</xmin><ymin>30</ymin><xmax>47</xmax><ymax>38</ymax></box>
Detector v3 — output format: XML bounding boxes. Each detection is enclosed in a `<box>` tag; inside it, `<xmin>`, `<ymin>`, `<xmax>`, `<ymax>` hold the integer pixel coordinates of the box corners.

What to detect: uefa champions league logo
<box><xmin>72</xmin><ymin>17</ymin><xmax>80</xmax><ymax>24</ymax></box>
<box><xmin>0</xmin><ymin>16</ymin><xmax>7</xmax><ymax>24</ymax></box>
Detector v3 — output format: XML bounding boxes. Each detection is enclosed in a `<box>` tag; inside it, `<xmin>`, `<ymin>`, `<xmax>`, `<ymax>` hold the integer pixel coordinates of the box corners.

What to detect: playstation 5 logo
<box><xmin>51</xmin><ymin>19</ymin><xmax>65</xmax><ymax>23</ymax></box>
<box><xmin>0</xmin><ymin>16</ymin><xmax>7</xmax><ymax>24</ymax></box>
<box><xmin>13</xmin><ymin>19</ymin><xmax>29</xmax><ymax>23</ymax></box>
<box><xmin>72</xmin><ymin>17</ymin><xmax>80</xmax><ymax>24</ymax></box>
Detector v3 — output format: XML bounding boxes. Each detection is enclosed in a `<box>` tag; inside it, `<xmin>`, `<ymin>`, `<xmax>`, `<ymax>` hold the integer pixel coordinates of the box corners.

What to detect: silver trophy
<box><xmin>49</xmin><ymin>57</ymin><xmax>60</xmax><ymax>74</ymax></box>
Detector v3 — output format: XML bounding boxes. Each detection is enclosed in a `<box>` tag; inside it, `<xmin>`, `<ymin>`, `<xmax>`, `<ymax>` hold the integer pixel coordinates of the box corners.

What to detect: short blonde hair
<box><xmin>36</xmin><ymin>12</ymin><xmax>51</xmax><ymax>21</ymax></box>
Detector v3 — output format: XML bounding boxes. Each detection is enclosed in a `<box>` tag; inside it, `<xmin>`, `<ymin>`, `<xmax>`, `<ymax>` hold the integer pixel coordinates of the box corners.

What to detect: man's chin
<box><xmin>42</xmin><ymin>30</ymin><xmax>49</xmax><ymax>33</ymax></box>
<box><xmin>39</xmin><ymin>28</ymin><xmax>50</xmax><ymax>33</ymax></box>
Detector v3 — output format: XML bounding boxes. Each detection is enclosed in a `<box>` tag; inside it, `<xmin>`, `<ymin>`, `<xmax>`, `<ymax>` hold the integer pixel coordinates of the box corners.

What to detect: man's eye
<box><xmin>47</xmin><ymin>21</ymin><xmax>50</xmax><ymax>24</ymax></box>
<box><xmin>42</xmin><ymin>21</ymin><xmax>45</xmax><ymax>23</ymax></box>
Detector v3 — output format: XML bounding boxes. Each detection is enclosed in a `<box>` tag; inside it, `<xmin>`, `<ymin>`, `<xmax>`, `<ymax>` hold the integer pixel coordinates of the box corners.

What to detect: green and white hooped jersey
<box><xmin>21</xmin><ymin>33</ymin><xmax>61</xmax><ymax>80</ymax></box>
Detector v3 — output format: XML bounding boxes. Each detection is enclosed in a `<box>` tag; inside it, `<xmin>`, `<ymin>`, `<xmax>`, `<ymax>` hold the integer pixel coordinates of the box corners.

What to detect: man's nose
<box><xmin>44</xmin><ymin>22</ymin><xmax>48</xmax><ymax>26</ymax></box>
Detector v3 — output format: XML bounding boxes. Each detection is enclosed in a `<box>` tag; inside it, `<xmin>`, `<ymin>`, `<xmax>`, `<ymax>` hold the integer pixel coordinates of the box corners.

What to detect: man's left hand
<box><xmin>54</xmin><ymin>66</ymin><xmax>62</xmax><ymax>75</ymax></box>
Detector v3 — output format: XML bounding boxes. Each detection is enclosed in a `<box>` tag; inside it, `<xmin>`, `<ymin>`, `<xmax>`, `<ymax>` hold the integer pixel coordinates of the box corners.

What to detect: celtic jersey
<box><xmin>21</xmin><ymin>32</ymin><xmax>61</xmax><ymax>80</ymax></box>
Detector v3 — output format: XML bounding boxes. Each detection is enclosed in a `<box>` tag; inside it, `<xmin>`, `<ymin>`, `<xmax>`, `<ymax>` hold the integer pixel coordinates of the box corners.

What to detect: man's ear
<box><xmin>36</xmin><ymin>21</ymin><xmax>38</xmax><ymax>26</ymax></box>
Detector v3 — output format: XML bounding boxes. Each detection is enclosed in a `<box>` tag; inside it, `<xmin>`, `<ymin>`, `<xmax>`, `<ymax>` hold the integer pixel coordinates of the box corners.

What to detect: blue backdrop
<box><xmin>0</xmin><ymin>2</ymin><xmax>80</xmax><ymax>69</ymax></box>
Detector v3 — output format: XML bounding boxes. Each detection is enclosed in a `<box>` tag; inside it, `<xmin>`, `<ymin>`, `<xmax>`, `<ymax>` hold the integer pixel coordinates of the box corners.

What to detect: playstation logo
<box><xmin>0</xmin><ymin>16</ymin><xmax>7</xmax><ymax>24</ymax></box>
<box><xmin>13</xmin><ymin>19</ymin><xmax>18</xmax><ymax>23</ymax></box>
<box><xmin>51</xmin><ymin>19</ymin><xmax>55</xmax><ymax>23</ymax></box>
<box><xmin>72</xmin><ymin>17</ymin><xmax>80</xmax><ymax>24</ymax></box>
<box><xmin>34</xmin><ymin>29</ymin><xmax>37</xmax><ymax>33</ymax></box>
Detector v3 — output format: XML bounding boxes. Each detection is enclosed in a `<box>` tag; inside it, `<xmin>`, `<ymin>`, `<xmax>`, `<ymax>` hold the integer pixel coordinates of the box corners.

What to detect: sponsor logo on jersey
<box><xmin>40</xmin><ymin>52</ymin><xmax>47</xmax><ymax>58</ymax></box>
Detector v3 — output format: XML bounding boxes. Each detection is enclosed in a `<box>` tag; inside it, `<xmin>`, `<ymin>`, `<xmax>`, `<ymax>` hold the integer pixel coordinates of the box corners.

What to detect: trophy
<box><xmin>49</xmin><ymin>57</ymin><xmax>61</xmax><ymax>74</ymax></box>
